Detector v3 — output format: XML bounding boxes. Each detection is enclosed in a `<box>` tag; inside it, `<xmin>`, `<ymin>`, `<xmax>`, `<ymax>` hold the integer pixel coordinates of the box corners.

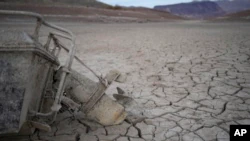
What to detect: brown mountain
<box><xmin>0</xmin><ymin>3</ymin><xmax>183</xmax><ymax>23</ymax></box>
<box><xmin>0</xmin><ymin>0</ymin><xmax>110</xmax><ymax>8</ymax></box>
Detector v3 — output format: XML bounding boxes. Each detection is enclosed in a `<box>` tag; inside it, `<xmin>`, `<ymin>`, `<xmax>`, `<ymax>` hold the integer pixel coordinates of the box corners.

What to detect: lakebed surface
<box><xmin>1</xmin><ymin>21</ymin><xmax>250</xmax><ymax>141</ymax></box>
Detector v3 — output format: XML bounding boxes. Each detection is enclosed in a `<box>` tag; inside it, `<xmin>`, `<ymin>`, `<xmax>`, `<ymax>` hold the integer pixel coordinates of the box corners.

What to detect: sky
<box><xmin>98</xmin><ymin>0</ymin><xmax>194</xmax><ymax>8</ymax></box>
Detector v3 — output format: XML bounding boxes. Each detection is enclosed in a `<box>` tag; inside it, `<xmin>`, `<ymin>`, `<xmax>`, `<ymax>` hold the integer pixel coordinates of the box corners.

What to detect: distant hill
<box><xmin>228</xmin><ymin>9</ymin><xmax>250</xmax><ymax>18</ymax></box>
<box><xmin>154</xmin><ymin>1</ymin><xmax>225</xmax><ymax>19</ymax></box>
<box><xmin>216</xmin><ymin>0</ymin><xmax>250</xmax><ymax>14</ymax></box>
<box><xmin>0</xmin><ymin>0</ymin><xmax>110</xmax><ymax>8</ymax></box>
<box><xmin>214</xmin><ymin>9</ymin><xmax>250</xmax><ymax>21</ymax></box>
<box><xmin>0</xmin><ymin>3</ymin><xmax>183</xmax><ymax>23</ymax></box>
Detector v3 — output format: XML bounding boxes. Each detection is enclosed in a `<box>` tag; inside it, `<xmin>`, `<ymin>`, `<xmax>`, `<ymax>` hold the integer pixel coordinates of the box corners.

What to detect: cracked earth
<box><xmin>1</xmin><ymin>21</ymin><xmax>250</xmax><ymax>141</ymax></box>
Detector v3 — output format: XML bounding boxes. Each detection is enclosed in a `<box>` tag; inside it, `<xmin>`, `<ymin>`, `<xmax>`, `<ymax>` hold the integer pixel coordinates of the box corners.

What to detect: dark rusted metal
<box><xmin>33</xmin><ymin>19</ymin><xmax>42</xmax><ymax>41</ymax></box>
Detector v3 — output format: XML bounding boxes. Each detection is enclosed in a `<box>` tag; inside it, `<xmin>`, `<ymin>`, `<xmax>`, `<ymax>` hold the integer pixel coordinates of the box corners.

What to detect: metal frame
<box><xmin>0</xmin><ymin>10</ymin><xmax>109</xmax><ymax>124</ymax></box>
<box><xmin>0</xmin><ymin>10</ymin><xmax>76</xmax><ymax>122</ymax></box>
